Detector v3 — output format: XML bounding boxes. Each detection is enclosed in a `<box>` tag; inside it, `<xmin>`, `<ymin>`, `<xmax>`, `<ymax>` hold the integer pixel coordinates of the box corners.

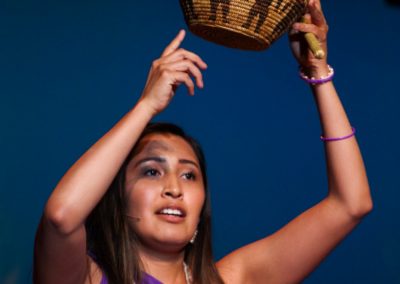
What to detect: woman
<box><xmin>34</xmin><ymin>1</ymin><xmax>372</xmax><ymax>283</ymax></box>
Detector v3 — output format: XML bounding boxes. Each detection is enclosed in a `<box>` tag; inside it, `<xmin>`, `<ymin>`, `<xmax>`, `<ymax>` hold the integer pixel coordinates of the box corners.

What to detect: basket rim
<box><xmin>189</xmin><ymin>22</ymin><xmax>268</xmax><ymax>45</ymax></box>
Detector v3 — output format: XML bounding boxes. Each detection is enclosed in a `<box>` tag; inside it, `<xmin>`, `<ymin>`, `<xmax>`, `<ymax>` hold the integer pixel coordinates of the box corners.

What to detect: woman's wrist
<box><xmin>300</xmin><ymin>62</ymin><xmax>330</xmax><ymax>79</ymax></box>
<box><xmin>299</xmin><ymin>64</ymin><xmax>334</xmax><ymax>85</ymax></box>
<box><xmin>135</xmin><ymin>96</ymin><xmax>159</xmax><ymax>120</ymax></box>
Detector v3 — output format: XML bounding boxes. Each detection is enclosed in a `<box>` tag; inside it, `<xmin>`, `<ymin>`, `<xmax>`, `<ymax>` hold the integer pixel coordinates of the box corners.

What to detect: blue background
<box><xmin>1</xmin><ymin>0</ymin><xmax>399</xmax><ymax>283</ymax></box>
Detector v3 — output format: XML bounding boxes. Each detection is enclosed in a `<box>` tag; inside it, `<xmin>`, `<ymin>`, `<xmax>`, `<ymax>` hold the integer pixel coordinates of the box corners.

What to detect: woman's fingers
<box><xmin>140</xmin><ymin>30</ymin><xmax>208</xmax><ymax>114</ymax></box>
<box><xmin>178</xmin><ymin>49</ymin><xmax>208</xmax><ymax>70</ymax></box>
<box><xmin>308</xmin><ymin>0</ymin><xmax>326</xmax><ymax>27</ymax></box>
<box><xmin>161</xmin><ymin>30</ymin><xmax>186</xmax><ymax>57</ymax></box>
<box><xmin>147</xmin><ymin>29</ymin><xmax>208</xmax><ymax>99</ymax></box>
<box><xmin>310</xmin><ymin>0</ymin><xmax>322</xmax><ymax>11</ymax></box>
<box><xmin>163</xmin><ymin>60</ymin><xmax>204</xmax><ymax>88</ymax></box>
<box><xmin>288</xmin><ymin>0</ymin><xmax>328</xmax><ymax>66</ymax></box>
<box><xmin>296</xmin><ymin>0</ymin><xmax>326</xmax><ymax>32</ymax></box>
<box><xmin>155</xmin><ymin>47</ymin><xmax>207</xmax><ymax>91</ymax></box>
<box><xmin>162</xmin><ymin>48</ymin><xmax>208</xmax><ymax>70</ymax></box>
<box><xmin>291</xmin><ymin>0</ymin><xmax>328</xmax><ymax>47</ymax></box>
<box><xmin>171</xmin><ymin>71</ymin><xmax>195</xmax><ymax>96</ymax></box>
<box><xmin>292</xmin><ymin>21</ymin><xmax>326</xmax><ymax>42</ymax></box>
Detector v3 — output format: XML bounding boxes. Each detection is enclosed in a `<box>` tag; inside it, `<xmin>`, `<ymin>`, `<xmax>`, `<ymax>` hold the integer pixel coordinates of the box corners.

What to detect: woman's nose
<box><xmin>162</xmin><ymin>175</ymin><xmax>183</xmax><ymax>199</ymax></box>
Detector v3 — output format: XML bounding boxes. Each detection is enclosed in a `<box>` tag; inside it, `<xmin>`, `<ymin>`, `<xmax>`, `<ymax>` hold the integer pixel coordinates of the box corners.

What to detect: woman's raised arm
<box><xmin>217</xmin><ymin>1</ymin><xmax>372</xmax><ymax>283</ymax></box>
<box><xmin>34</xmin><ymin>30</ymin><xmax>207</xmax><ymax>284</ymax></box>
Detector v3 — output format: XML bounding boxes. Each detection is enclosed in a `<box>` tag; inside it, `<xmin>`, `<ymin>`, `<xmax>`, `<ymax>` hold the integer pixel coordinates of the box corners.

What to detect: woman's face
<box><xmin>125</xmin><ymin>133</ymin><xmax>205</xmax><ymax>253</ymax></box>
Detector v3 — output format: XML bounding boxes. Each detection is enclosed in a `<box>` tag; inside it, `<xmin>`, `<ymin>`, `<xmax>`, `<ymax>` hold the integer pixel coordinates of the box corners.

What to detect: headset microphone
<box><xmin>125</xmin><ymin>214</ymin><xmax>141</xmax><ymax>222</ymax></box>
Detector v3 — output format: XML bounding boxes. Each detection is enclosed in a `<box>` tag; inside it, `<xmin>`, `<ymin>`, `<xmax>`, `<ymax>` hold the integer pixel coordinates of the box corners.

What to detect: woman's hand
<box><xmin>139</xmin><ymin>30</ymin><xmax>208</xmax><ymax>116</ymax></box>
<box><xmin>289</xmin><ymin>0</ymin><xmax>329</xmax><ymax>77</ymax></box>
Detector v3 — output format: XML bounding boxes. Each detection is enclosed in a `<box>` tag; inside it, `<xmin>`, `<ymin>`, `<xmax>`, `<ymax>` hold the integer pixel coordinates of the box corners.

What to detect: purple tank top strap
<box><xmin>142</xmin><ymin>272</ymin><xmax>163</xmax><ymax>284</ymax></box>
<box><xmin>100</xmin><ymin>273</ymin><xmax>108</xmax><ymax>284</ymax></box>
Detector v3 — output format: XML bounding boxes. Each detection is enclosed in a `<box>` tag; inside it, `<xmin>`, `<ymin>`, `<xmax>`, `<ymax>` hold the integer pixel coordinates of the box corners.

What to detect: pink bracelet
<box><xmin>320</xmin><ymin>127</ymin><xmax>356</xmax><ymax>142</ymax></box>
<box><xmin>299</xmin><ymin>65</ymin><xmax>334</xmax><ymax>85</ymax></box>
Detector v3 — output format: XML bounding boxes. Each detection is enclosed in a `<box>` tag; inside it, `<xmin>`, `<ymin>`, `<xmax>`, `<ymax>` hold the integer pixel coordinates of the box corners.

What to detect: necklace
<box><xmin>183</xmin><ymin>262</ymin><xmax>192</xmax><ymax>284</ymax></box>
<box><xmin>137</xmin><ymin>262</ymin><xmax>191</xmax><ymax>284</ymax></box>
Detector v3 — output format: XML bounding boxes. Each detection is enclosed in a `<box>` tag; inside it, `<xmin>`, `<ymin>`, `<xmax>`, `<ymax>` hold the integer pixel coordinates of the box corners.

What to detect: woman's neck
<box><xmin>138</xmin><ymin>246</ymin><xmax>187</xmax><ymax>284</ymax></box>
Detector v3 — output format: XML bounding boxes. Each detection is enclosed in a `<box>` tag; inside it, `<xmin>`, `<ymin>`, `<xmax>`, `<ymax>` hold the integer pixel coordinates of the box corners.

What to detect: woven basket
<box><xmin>180</xmin><ymin>0</ymin><xmax>308</xmax><ymax>50</ymax></box>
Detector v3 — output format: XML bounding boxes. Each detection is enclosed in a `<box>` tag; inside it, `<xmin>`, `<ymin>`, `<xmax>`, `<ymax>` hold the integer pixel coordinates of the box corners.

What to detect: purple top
<box><xmin>100</xmin><ymin>272</ymin><xmax>162</xmax><ymax>284</ymax></box>
<box><xmin>88</xmin><ymin>252</ymin><xmax>163</xmax><ymax>284</ymax></box>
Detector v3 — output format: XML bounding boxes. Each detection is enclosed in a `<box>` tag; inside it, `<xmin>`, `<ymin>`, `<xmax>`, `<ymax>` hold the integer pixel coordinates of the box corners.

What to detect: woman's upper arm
<box><xmin>34</xmin><ymin>215</ymin><xmax>89</xmax><ymax>284</ymax></box>
<box><xmin>216</xmin><ymin>197</ymin><xmax>366</xmax><ymax>284</ymax></box>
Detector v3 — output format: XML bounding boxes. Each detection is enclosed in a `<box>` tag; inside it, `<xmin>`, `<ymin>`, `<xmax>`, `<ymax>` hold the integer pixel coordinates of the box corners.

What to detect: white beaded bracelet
<box><xmin>299</xmin><ymin>65</ymin><xmax>334</xmax><ymax>85</ymax></box>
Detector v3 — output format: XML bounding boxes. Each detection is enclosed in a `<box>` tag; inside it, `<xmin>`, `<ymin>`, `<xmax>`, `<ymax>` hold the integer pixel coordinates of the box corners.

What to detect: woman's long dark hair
<box><xmin>85</xmin><ymin>123</ymin><xmax>224</xmax><ymax>284</ymax></box>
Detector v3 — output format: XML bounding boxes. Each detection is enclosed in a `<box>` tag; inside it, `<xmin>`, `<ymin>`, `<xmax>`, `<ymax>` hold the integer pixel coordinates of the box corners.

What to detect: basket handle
<box><xmin>301</xmin><ymin>16</ymin><xmax>325</xmax><ymax>59</ymax></box>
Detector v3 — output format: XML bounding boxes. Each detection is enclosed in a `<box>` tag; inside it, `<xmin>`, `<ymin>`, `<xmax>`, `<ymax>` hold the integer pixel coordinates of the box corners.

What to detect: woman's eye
<box><xmin>143</xmin><ymin>168</ymin><xmax>160</xmax><ymax>177</ymax></box>
<box><xmin>183</xmin><ymin>172</ymin><xmax>196</xmax><ymax>180</ymax></box>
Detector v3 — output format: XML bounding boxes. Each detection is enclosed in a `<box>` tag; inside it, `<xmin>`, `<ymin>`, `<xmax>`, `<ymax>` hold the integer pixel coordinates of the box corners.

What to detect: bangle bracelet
<box><xmin>320</xmin><ymin>127</ymin><xmax>356</xmax><ymax>142</ymax></box>
<box><xmin>299</xmin><ymin>65</ymin><xmax>334</xmax><ymax>85</ymax></box>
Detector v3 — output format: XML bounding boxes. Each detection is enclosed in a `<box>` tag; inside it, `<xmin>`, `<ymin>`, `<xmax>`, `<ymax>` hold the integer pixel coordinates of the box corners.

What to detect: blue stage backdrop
<box><xmin>1</xmin><ymin>1</ymin><xmax>399</xmax><ymax>283</ymax></box>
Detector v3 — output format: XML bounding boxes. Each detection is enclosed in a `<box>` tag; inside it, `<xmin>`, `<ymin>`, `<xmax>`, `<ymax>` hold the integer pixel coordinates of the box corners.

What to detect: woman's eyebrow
<box><xmin>133</xmin><ymin>157</ymin><xmax>199</xmax><ymax>169</ymax></box>
<box><xmin>134</xmin><ymin>156</ymin><xmax>166</xmax><ymax>168</ymax></box>
<box><xmin>179</xmin><ymin>159</ymin><xmax>199</xmax><ymax>169</ymax></box>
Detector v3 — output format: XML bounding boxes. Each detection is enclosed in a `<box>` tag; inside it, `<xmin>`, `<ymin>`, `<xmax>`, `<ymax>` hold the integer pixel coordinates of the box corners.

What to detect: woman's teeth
<box><xmin>160</xmin><ymin>208</ymin><xmax>183</xmax><ymax>216</ymax></box>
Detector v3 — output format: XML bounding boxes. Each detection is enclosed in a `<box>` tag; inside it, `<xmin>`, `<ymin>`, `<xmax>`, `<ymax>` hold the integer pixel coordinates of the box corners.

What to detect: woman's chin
<box><xmin>157</xmin><ymin>237</ymin><xmax>190</xmax><ymax>252</ymax></box>
<box><xmin>139</xmin><ymin>235</ymin><xmax>190</xmax><ymax>254</ymax></box>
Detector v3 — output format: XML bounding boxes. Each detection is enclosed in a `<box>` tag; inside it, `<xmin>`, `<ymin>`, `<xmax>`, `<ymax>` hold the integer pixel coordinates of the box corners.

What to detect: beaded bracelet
<box><xmin>320</xmin><ymin>127</ymin><xmax>356</xmax><ymax>142</ymax></box>
<box><xmin>299</xmin><ymin>65</ymin><xmax>334</xmax><ymax>85</ymax></box>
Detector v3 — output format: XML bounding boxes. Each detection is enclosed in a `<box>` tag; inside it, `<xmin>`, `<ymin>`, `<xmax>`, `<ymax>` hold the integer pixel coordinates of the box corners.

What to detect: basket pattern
<box><xmin>180</xmin><ymin>0</ymin><xmax>308</xmax><ymax>50</ymax></box>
